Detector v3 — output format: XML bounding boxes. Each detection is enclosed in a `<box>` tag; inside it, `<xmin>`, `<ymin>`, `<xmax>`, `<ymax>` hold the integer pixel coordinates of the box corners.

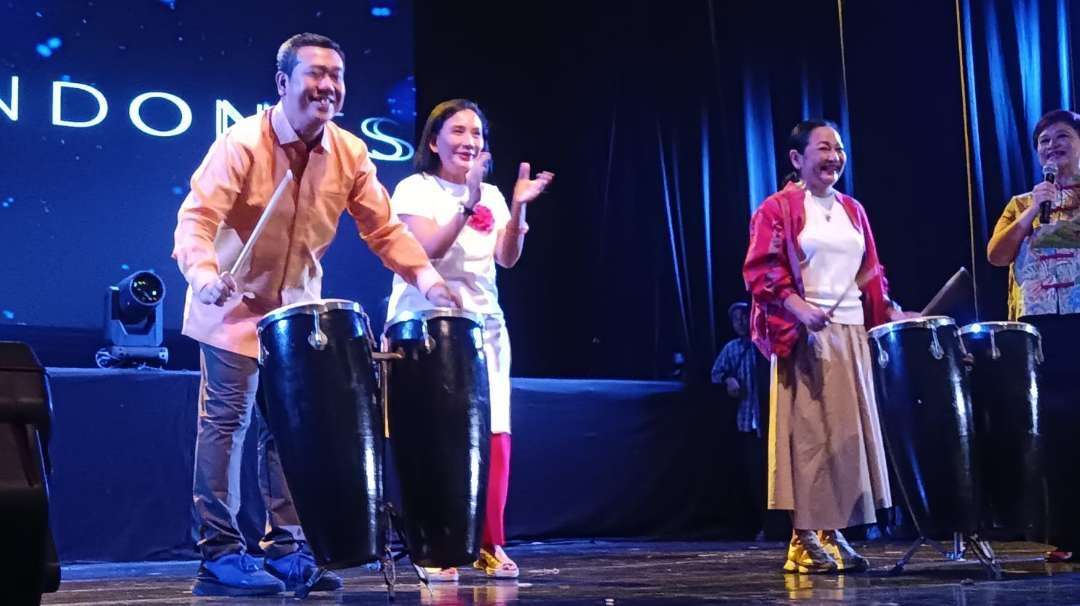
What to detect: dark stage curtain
<box><xmin>654</xmin><ymin>1</ymin><xmax>852</xmax><ymax>379</ymax></box>
<box><xmin>415</xmin><ymin>2</ymin><xmax>855</xmax><ymax>380</ymax></box>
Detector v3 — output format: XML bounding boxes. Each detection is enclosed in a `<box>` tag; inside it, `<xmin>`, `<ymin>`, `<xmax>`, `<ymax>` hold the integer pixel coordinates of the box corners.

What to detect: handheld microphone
<box><xmin>1041</xmin><ymin>162</ymin><xmax>1058</xmax><ymax>224</ymax></box>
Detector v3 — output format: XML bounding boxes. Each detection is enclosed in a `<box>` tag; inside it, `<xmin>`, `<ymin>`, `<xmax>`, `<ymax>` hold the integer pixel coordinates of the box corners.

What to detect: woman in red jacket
<box><xmin>743</xmin><ymin>119</ymin><xmax>913</xmax><ymax>574</ymax></box>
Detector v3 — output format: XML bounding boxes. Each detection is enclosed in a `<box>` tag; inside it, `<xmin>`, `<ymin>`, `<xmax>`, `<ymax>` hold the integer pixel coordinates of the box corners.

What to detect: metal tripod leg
<box><xmin>891</xmin><ymin>537</ymin><xmax>927</xmax><ymax>574</ymax></box>
<box><xmin>890</xmin><ymin>533</ymin><xmax>1002</xmax><ymax>579</ymax></box>
<box><xmin>949</xmin><ymin>532</ymin><xmax>965</xmax><ymax>560</ymax></box>
<box><xmin>381</xmin><ymin>551</ymin><xmax>397</xmax><ymax>601</ymax></box>
<box><xmin>890</xmin><ymin>534</ymin><xmax>961</xmax><ymax>574</ymax></box>
<box><xmin>964</xmin><ymin>535</ymin><xmax>1003</xmax><ymax>580</ymax></box>
<box><xmin>294</xmin><ymin>568</ymin><xmax>327</xmax><ymax>599</ymax></box>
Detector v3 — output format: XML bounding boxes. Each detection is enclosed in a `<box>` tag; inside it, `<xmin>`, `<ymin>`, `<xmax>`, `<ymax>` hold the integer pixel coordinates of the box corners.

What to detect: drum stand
<box><xmin>881</xmin><ymin>425</ymin><xmax>1003</xmax><ymax>579</ymax></box>
<box><xmin>291</xmin><ymin>510</ymin><xmax>404</xmax><ymax>600</ymax></box>
<box><xmin>884</xmin><ymin>474</ymin><xmax>1003</xmax><ymax>578</ymax></box>
<box><xmin>369</xmin><ymin>335</ymin><xmax>484</xmax><ymax>599</ymax></box>
<box><xmin>372</xmin><ymin>349</ymin><xmax>432</xmax><ymax>601</ymax></box>
<box><xmin>294</xmin><ymin>567</ymin><xmax>329</xmax><ymax>599</ymax></box>
<box><xmin>381</xmin><ymin>504</ymin><xmax>406</xmax><ymax>601</ymax></box>
<box><xmin>375</xmin><ymin>349</ymin><xmax>420</xmax><ymax>601</ymax></box>
<box><xmin>380</xmin><ymin>502</ymin><xmax>441</xmax><ymax>599</ymax></box>
<box><xmin>890</xmin><ymin>531</ymin><xmax>1002</xmax><ymax>579</ymax></box>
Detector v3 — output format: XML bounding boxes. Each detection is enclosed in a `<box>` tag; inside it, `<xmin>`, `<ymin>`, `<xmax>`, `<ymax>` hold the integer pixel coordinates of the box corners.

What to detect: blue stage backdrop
<box><xmin>0</xmin><ymin>0</ymin><xmax>415</xmax><ymax>331</ymax></box>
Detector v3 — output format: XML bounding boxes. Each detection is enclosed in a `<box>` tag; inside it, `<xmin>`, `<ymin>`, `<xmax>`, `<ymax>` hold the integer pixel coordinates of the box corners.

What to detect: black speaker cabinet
<box><xmin>0</xmin><ymin>342</ymin><xmax>60</xmax><ymax>603</ymax></box>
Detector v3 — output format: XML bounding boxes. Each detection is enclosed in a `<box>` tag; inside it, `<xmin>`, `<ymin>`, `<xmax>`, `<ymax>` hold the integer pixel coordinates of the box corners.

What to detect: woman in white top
<box><xmin>386</xmin><ymin>99</ymin><xmax>553</xmax><ymax>580</ymax></box>
<box><xmin>744</xmin><ymin>120</ymin><xmax>914</xmax><ymax>574</ymax></box>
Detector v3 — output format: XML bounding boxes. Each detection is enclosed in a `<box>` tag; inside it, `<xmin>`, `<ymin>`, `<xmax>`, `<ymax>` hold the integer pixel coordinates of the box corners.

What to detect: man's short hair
<box><xmin>276</xmin><ymin>33</ymin><xmax>344</xmax><ymax>77</ymax></box>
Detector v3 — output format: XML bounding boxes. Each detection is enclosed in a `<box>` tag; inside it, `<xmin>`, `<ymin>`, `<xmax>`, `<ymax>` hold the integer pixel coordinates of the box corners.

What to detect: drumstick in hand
<box><xmin>228</xmin><ymin>170</ymin><xmax>294</xmax><ymax>277</ymax></box>
<box><xmin>826</xmin><ymin>265</ymin><xmax>881</xmax><ymax>318</ymax></box>
<box><xmin>223</xmin><ymin>170</ymin><xmax>293</xmax><ymax>298</ymax></box>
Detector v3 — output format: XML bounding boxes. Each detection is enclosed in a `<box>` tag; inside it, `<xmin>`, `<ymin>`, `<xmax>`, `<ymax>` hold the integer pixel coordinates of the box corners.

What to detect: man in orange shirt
<box><xmin>173</xmin><ymin>32</ymin><xmax>458</xmax><ymax>596</ymax></box>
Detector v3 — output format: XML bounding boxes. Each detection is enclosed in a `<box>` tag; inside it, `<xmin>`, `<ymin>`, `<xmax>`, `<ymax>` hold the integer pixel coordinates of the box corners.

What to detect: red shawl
<box><xmin>742</xmin><ymin>182</ymin><xmax>893</xmax><ymax>358</ymax></box>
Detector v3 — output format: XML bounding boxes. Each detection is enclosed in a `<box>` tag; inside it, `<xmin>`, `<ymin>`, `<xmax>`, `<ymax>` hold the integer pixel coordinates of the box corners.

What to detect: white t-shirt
<box><xmin>797</xmin><ymin>191</ymin><xmax>866</xmax><ymax>325</ymax></box>
<box><xmin>386</xmin><ymin>173</ymin><xmax>511</xmax><ymax>317</ymax></box>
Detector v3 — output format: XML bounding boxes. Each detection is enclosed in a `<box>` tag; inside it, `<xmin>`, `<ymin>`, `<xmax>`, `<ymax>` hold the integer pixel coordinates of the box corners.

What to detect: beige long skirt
<box><xmin>767</xmin><ymin>323</ymin><xmax>892</xmax><ymax>530</ymax></box>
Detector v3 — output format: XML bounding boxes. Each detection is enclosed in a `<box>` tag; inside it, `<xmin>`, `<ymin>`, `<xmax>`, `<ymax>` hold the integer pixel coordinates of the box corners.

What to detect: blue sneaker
<box><xmin>264</xmin><ymin>549</ymin><xmax>344</xmax><ymax>593</ymax></box>
<box><xmin>191</xmin><ymin>552</ymin><xmax>285</xmax><ymax>596</ymax></box>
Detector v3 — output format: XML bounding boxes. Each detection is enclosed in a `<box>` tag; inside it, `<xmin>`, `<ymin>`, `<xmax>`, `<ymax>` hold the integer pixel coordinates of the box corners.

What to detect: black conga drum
<box><xmin>384</xmin><ymin>309</ymin><xmax>490</xmax><ymax>568</ymax></box>
<box><xmin>960</xmin><ymin>321</ymin><xmax>1045</xmax><ymax>538</ymax></box>
<box><xmin>867</xmin><ymin>316</ymin><xmax>979</xmax><ymax>537</ymax></box>
<box><xmin>257</xmin><ymin>299</ymin><xmax>384</xmax><ymax>569</ymax></box>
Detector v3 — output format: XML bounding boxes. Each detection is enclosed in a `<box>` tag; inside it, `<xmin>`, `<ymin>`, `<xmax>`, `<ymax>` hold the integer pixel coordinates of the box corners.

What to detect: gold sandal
<box><xmin>473</xmin><ymin>546</ymin><xmax>519</xmax><ymax>579</ymax></box>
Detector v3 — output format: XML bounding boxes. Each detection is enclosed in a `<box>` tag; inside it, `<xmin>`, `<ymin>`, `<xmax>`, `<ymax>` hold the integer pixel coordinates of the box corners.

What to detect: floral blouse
<box><xmin>993</xmin><ymin>188</ymin><xmax>1080</xmax><ymax>319</ymax></box>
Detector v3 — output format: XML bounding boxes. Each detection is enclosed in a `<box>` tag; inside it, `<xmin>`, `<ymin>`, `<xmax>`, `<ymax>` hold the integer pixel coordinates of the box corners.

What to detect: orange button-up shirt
<box><xmin>173</xmin><ymin>103</ymin><xmax>441</xmax><ymax>358</ymax></box>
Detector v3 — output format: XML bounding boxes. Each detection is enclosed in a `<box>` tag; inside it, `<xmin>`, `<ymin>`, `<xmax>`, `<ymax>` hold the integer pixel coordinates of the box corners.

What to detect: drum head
<box><xmin>959</xmin><ymin>321</ymin><xmax>1040</xmax><ymax>338</ymax></box>
<box><xmin>385</xmin><ymin>308</ymin><xmax>484</xmax><ymax>332</ymax></box>
<box><xmin>868</xmin><ymin>315</ymin><xmax>955</xmax><ymax>339</ymax></box>
<box><xmin>257</xmin><ymin>299</ymin><xmax>362</xmax><ymax>332</ymax></box>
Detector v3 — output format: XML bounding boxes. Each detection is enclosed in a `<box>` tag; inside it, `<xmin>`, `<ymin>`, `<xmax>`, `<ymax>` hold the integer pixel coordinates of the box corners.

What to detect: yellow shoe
<box><xmin>473</xmin><ymin>546</ymin><xmax>519</xmax><ymax>579</ymax></box>
<box><xmin>783</xmin><ymin>532</ymin><xmax>805</xmax><ymax>573</ymax></box>
<box><xmin>818</xmin><ymin>530</ymin><xmax>869</xmax><ymax>572</ymax></box>
<box><xmin>784</xmin><ymin>530</ymin><xmax>837</xmax><ymax>574</ymax></box>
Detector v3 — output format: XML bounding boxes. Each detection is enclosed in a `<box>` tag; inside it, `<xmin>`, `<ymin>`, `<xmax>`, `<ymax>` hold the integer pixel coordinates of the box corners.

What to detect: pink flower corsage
<box><xmin>467</xmin><ymin>204</ymin><xmax>495</xmax><ymax>233</ymax></box>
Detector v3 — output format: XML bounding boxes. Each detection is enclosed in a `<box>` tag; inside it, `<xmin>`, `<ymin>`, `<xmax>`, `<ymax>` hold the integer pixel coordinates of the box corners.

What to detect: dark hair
<box><xmin>1032</xmin><ymin>109</ymin><xmax>1080</xmax><ymax>150</ymax></box>
<box><xmin>276</xmin><ymin>33</ymin><xmax>344</xmax><ymax>77</ymax></box>
<box><xmin>783</xmin><ymin>119</ymin><xmax>840</xmax><ymax>184</ymax></box>
<box><xmin>414</xmin><ymin>99</ymin><xmax>491</xmax><ymax>175</ymax></box>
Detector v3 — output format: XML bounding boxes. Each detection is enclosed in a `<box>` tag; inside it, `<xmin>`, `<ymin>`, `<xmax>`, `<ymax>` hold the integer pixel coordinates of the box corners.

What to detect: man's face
<box><xmin>731</xmin><ymin>308</ymin><xmax>749</xmax><ymax>338</ymax></box>
<box><xmin>277</xmin><ymin>46</ymin><xmax>345</xmax><ymax>138</ymax></box>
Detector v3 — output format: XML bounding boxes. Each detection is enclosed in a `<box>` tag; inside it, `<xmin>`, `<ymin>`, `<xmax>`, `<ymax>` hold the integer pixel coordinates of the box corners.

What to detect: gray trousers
<box><xmin>193</xmin><ymin>343</ymin><xmax>305</xmax><ymax>560</ymax></box>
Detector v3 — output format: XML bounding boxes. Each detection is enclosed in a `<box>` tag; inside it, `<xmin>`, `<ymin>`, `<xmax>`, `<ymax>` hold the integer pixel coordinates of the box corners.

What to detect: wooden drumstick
<box><xmin>227</xmin><ymin>169</ymin><xmax>294</xmax><ymax>279</ymax></box>
<box><xmin>826</xmin><ymin>265</ymin><xmax>880</xmax><ymax>317</ymax></box>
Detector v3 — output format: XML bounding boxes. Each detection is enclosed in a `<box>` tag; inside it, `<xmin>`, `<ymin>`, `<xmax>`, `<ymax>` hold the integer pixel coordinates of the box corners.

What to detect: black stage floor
<box><xmin>42</xmin><ymin>540</ymin><xmax>1080</xmax><ymax>605</ymax></box>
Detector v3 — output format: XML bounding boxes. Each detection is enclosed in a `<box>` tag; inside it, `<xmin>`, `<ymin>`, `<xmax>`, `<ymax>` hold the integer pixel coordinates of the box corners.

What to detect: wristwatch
<box><xmin>459</xmin><ymin>203</ymin><xmax>476</xmax><ymax>217</ymax></box>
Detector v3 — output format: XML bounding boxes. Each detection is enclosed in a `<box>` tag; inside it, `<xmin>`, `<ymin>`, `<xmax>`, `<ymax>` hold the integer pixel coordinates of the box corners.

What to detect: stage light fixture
<box><xmin>98</xmin><ymin>270</ymin><xmax>168</xmax><ymax>368</ymax></box>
